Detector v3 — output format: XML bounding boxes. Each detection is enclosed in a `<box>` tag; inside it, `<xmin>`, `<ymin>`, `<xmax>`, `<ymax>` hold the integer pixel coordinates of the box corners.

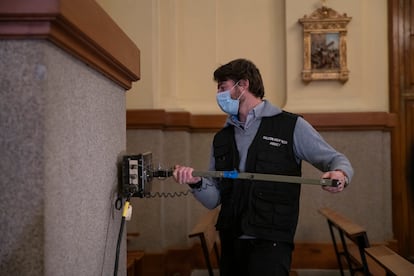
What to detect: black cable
<box><xmin>113</xmin><ymin>195</ymin><xmax>131</xmax><ymax>276</ymax></box>
<box><xmin>144</xmin><ymin>180</ymin><xmax>216</xmax><ymax>198</ymax></box>
<box><xmin>145</xmin><ymin>190</ymin><xmax>191</xmax><ymax>198</ymax></box>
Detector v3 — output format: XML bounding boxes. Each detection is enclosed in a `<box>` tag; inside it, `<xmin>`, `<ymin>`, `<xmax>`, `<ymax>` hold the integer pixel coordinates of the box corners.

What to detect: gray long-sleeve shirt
<box><xmin>192</xmin><ymin>100</ymin><xmax>354</xmax><ymax>209</ymax></box>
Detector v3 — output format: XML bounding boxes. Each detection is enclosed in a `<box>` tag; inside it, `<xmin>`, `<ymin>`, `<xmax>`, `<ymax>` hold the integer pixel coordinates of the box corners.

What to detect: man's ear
<box><xmin>238</xmin><ymin>79</ymin><xmax>249</xmax><ymax>89</ymax></box>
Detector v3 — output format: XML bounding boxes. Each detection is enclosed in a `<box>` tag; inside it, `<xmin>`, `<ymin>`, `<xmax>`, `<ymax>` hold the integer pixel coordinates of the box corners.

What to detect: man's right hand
<box><xmin>173</xmin><ymin>165</ymin><xmax>201</xmax><ymax>185</ymax></box>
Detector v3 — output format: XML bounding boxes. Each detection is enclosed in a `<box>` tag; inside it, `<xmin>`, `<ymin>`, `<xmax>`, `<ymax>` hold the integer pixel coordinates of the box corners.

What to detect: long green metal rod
<box><xmin>191</xmin><ymin>170</ymin><xmax>338</xmax><ymax>187</ymax></box>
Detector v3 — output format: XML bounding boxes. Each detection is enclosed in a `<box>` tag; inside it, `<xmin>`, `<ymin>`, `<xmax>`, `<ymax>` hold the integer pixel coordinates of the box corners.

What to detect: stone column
<box><xmin>0</xmin><ymin>1</ymin><xmax>140</xmax><ymax>275</ymax></box>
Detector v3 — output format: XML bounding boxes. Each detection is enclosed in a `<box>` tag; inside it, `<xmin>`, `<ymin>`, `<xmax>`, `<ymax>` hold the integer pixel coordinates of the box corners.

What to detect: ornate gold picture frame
<box><xmin>298</xmin><ymin>5</ymin><xmax>351</xmax><ymax>83</ymax></box>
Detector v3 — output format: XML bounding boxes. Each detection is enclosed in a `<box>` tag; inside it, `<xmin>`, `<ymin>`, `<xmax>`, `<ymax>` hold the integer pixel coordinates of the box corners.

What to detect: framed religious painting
<box><xmin>298</xmin><ymin>4</ymin><xmax>351</xmax><ymax>83</ymax></box>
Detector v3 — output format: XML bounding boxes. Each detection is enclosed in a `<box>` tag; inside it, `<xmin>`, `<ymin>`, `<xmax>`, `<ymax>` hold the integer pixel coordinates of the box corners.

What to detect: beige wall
<box><xmin>97</xmin><ymin>0</ymin><xmax>388</xmax><ymax>113</ymax></box>
<box><xmin>285</xmin><ymin>0</ymin><xmax>388</xmax><ymax>113</ymax></box>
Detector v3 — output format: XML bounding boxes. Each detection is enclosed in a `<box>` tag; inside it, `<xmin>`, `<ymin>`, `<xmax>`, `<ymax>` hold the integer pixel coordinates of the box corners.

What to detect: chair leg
<box><xmin>200</xmin><ymin>236</ymin><xmax>214</xmax><ymax>276</ymax></box>
<box><xmin>213</xmin><ymin>242</ymin><xmax>220</xmax><ymax>270</ymax></box>
<box><xmin>328</xmin><ymin>221</ymin><xmax>345</xmax><ymax>276</ymax></box>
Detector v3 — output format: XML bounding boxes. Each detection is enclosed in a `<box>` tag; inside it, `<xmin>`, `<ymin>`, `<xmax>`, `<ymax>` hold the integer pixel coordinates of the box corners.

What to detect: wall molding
<box><xmin>0</xmin><ymin>0</ymin><xmax>140</xmax><ymax>89</ymax></box>
<box><xmin>127</xmin><ymin>110</ymin><xmax>398</xmax><ymax>132</ymax></box>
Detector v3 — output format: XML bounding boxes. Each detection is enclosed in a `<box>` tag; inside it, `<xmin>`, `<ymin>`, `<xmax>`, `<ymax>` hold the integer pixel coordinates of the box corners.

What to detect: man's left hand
<box><xmin>321</xmin><ymin>170</ymin><xmax>347</xmax><ymax>193</ymax></box>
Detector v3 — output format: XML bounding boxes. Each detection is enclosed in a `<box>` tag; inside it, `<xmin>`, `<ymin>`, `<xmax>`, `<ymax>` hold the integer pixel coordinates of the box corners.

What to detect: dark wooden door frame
<box><xmin>389</xmin><ymin>0</ymin><xmax>414</xmax><ymax>260</ymax></box>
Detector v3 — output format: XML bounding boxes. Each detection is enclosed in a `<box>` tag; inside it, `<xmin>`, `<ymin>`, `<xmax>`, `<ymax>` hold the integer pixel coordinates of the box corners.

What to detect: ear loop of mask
<box><xmin>236</xmin><ymin>81</ymin><xmax>245</xmax><ymax>100</ymax></box>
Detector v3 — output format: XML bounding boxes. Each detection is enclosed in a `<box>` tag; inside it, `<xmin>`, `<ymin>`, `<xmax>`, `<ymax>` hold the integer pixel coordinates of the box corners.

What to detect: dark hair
<box><xmin>213</xmin><ymin>58</ymin><xmax>265</xmax><ymax>99</ymax></box>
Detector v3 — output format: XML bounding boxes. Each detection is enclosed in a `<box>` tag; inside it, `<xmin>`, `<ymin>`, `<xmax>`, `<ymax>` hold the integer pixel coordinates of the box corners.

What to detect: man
<box><xmin>173</xmin><ymin>58</ymin><xmax>353</xmax><ymax>276</ymax></box>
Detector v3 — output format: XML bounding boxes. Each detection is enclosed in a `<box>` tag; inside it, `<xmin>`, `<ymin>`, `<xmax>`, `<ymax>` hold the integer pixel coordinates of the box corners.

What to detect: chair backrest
<box><xmin>189</xmin><ymin>208</ymin><xmax>220</xmax><ymax>253</ymax></box>
<box><xmin>188</xmin><ymin>208</ymin><xmax>220</xmax><ymax>276</ymax></box>
<box><xmin>318</xmin><ymin>207</ymin><xmax>369</xmax><ymax>246</ymax></box>
<box><xmin>365</xmin><ymin>245</ymin><xmax>414</xmax><ymax>276</ymax></box>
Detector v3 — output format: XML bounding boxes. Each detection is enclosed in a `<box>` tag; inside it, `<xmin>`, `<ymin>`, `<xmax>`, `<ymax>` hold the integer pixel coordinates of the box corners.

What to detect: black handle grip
<box><xmin>331</xmin><ymin>179</ymin><xmax>339</xmax><ymax>187</ymax></box>
<box><xmin>153</xmin><ymin>169</ymin><xmax>173</xmax><ymax>178</ymax></box>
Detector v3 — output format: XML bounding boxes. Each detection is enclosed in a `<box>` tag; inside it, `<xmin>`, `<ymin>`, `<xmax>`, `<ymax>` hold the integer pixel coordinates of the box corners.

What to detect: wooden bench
<box><xmin>188</xmin><ymin>208</ymin><xmax>220</xmax><ymax>276</ymax></box>
<box><xmin>127</xmin><ymin>250</ymin><xmax>144</xmax><ymax>276</ymax></box>
<box><xmin>318</xmin><ymin>207</ymin><xmax>371</xmax><ymax>275</ymax></box>
<box><xmin>365</xmin><ymin>245</ymin><xmax>414</xmax><ymax>276</ymax></box>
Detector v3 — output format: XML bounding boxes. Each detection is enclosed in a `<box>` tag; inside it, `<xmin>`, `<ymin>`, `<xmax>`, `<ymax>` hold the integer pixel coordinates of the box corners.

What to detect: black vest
<box><xmin>213</xmin><ymin>112</ymin><xmax>301</xmax><ymax>242</ymax></box>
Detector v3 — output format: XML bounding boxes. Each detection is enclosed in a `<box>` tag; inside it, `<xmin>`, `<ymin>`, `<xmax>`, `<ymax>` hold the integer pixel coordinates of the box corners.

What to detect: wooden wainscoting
<box><xmin>126</xmin><ymin>110</ymin><xmax>396</xmax><ymax>132</ymax></box>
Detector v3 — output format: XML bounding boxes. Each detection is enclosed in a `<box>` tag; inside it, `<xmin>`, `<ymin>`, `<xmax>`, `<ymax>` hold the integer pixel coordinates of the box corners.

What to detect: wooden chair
<box><xmin>318</xmin><ymin>207</ymin><xmax>371</xmax><ymax>275</ymax></box>
<box><xmin>365</xmin><ymin>245</ymin><xmax>414</xmax><ymax>276</ymax></box>
<box><xmin>127</xmin><ymin>250</ymin><xmax>144</xmax><ymax>276</ymax></box>
<box><xmin>188</xmin><ymin>208</ymin><xmax>220</xmax><ymax>276</ymax></box>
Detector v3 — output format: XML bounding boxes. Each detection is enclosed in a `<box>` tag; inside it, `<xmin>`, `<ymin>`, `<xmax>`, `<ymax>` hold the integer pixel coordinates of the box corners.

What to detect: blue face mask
<box><xmin>216</xmin><ymin>83</ymin><xmax>244</xmax><ymax>115</ymax></box>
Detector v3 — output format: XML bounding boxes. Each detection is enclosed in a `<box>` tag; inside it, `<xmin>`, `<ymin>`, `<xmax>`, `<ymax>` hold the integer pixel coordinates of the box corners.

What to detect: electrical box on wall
<box><xmin>121</xmin><ymin>152</ymin><xmax>153</xmax><ymax>198</ymax></box>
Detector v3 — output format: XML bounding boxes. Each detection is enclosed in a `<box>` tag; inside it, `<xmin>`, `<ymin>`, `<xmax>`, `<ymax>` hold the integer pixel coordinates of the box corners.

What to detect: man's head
<box><xmin>213</xmin><ymin>58</ymin><xmax>265</xmax><ymax>99</ymax></box>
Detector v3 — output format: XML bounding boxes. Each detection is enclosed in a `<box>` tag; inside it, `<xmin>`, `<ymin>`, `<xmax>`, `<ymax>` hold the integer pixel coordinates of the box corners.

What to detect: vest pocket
<box><xmin>248</xmin><ymin>187</ymin><xmax>296</xmax><ymax>231</ymax></box>
<box><xmin>214</xmin><ymin>144</ymin><xmax>231</xmax><ymax>170</ymax></box>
